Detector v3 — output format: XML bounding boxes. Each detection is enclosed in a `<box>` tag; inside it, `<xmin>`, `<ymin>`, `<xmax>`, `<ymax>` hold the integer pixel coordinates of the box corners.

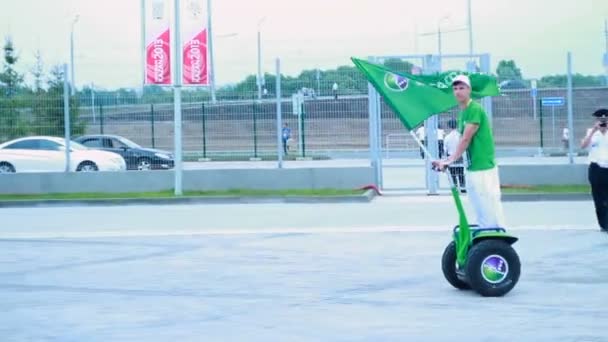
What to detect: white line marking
<box><xmin>0</xmin><ymin>225</ymin><xmax>594</xmax><ymax>239</ymax></box>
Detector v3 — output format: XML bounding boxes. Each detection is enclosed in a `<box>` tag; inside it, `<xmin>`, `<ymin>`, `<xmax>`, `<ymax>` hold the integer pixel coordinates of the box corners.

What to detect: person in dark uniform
<box><xmin>581</xmin><ymin>108</ymin><xmax>608</xmax><ymax>232</ymax></box>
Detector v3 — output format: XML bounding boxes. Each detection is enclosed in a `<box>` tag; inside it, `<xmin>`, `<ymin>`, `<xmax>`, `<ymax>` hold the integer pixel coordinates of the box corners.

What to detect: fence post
<box><xmin>301</xmin><ymin>102</ymin><xmax>306</xmax><ymax>158</ymax></box>
<box><xmin>252</xmin><ymin>102</ymin><xmax>259</xmax><ymax>159</ymax></box>
<box><xmin>539</xmin><ymin>98</ymin><xmax>544</xmax><ymax>156</ymax></box>
<box><xmin>566</xmin><ymin>52</ymin><xmax>575</xmax><ymax>164</ymax></box>
<box><xmin>201</xmin><ymin>102</ymin><xmax>208</xmax><ymax>159</ymax></box>
<box><xmin>63</xmin><ymin>64</ymin><xmax>71</xmax><ymax>173</ymax></box>
<box><xmin>275</xmin><ymin>58</ymin><xmax>283</xmax><ymax>168</ymax></box>
<box><xmin>150</xmin><ymin>104</ymin><xmax>156</xmax><ymax>148</ymax></box>
<box><xmin>99</xmin><ymin>104</ymin><xmax>104</xmax><ymax>134</ymax></box>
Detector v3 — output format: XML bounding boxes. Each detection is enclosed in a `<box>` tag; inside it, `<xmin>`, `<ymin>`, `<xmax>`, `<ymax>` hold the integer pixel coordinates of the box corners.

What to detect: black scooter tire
<box><xmin>441</xmin><ymin>241</ymin><xmax>471</xmax><ymax>290</ymax></box>
<box><xmin>465</xmin><ymin>239</ymin><xmax>521</xmax><ymax>297</ymax></box>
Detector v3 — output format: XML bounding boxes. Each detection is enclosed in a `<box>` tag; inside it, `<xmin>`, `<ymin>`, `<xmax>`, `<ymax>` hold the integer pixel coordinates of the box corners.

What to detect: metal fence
<box><xmin>0</xmin><ymin>54</ymin><xmax>606</xmax><ymax>177</ymax></box>
<box><xmin>4</xmin><ymin>87</ymin><xmax>606</xmax><ymax>156</ymax></box>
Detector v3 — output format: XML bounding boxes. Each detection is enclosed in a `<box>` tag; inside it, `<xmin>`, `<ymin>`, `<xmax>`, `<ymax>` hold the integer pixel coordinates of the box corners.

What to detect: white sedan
<box><xmin>0</xmin><ymin>136</ymin><xmax>126</xmax><ymax>173</ymax></box>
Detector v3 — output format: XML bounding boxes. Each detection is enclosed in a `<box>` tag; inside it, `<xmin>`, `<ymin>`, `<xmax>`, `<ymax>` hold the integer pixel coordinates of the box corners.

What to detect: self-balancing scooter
<box><xmin>415</xmin><ymin>133</ymin><xmax>521</xmax><ymax>297</ymax></box>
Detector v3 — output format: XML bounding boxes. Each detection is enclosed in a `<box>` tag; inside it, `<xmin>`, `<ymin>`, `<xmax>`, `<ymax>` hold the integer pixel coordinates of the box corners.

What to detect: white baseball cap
<box><xmin>452</xmin><ymin>75</ymin><xmax>471</xmax><ymax>88</ymax></box>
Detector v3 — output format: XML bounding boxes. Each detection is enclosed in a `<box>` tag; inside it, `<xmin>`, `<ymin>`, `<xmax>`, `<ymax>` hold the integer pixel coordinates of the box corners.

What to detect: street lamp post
<box><xmin>207</xmin><ymin>0</ymin><xmax>216</xmax><ymax>102</ymax></box>
<box><xmin>467</xmin><ymin>0</ymin><xmax>474</xmax><ymax>58</ymax></box>
<box><xmin>604</xmin><ymin>18</ymin><xmax>608</xmax><ymax>86</ymax></box>
<box><xmin>257</xmin><ymin>17</ymin><xmax>266</xmax><ymax>100</ymax></box>
<box><xmin>70</xmin><ymin>15</ymin><xmax>79</xmax><ymax>95</ymax></box>
<box><xmin>173</xmin><ymin>0</ymin><xmax>183</xmax><ymax>196</ymax></box>
<box><xmin>420</xmin><ymin>16</ymin><xmax>464</xmax><ymax>68</ymax></box>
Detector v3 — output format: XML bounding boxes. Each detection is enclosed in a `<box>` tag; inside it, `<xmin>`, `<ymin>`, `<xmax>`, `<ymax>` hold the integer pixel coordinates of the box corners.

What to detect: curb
<box><xmin>502</xmin><ymin>193</ymin><xmax>591</xmax><ymax>202</ymax></box>
<box><xmin>0</xmin><ymin>189</ymin><xmax>377</xmax><ymax>208</ymax></box>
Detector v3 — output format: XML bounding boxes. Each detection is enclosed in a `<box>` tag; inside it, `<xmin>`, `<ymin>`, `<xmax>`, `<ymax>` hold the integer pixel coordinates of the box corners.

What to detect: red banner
<box><xmin>146</xmin><ymin>29</ymin><xmax>171</xmax><ymax>85</ymax></box>
<box><xmin>183</xmin><ymin>29</ymin><xmax>208</xmax><ymax>85</ymax></box>
<box><xmin>143</xmin><ymin>0</ymin><xmax>209</xmax><ymax>86</ymax></box>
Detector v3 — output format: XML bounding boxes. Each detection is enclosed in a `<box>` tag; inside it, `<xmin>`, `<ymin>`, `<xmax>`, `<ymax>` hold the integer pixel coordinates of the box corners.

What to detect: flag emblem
<box><xmin>384</xmin><ymin>73</ymin><xmax>409</xmax><ymax>92</ymax></box>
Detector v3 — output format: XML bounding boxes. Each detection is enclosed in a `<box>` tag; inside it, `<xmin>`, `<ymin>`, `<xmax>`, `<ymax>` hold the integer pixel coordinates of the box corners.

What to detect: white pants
<box><xmin>466</xmin><ymin>167</ymin><xmax>507</xmax><ymax>228</ymax></box>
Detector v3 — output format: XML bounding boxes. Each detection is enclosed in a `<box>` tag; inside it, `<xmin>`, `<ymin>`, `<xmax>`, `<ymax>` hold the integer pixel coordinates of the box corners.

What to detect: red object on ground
<box><xmin>359</xmin><ymin>184</ymin><xmax>382</xmax><ymax>196</ymax></box>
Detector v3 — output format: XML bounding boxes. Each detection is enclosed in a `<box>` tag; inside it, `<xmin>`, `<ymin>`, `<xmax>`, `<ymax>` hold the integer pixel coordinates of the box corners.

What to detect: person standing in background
<box><xmin>444</xmin><ymin>119</ymin><xmax>466</xmax><ymax>193</ymax></box>
<box><xmin>416</xmin><ymin>125</ymin><xmax>426</xmax><ymax>159</ymax></box>
<box><xmin>437</xmin><ymin>123</ymin><xmax>445</xmax><ymax>159</ymax></box>
<box><xmin>282</xmin><ymin>123</ymin><xmax>292</xmax><ymax>155</ymax></box>
<box><xmin>562</xmin><ymin>127</ymin><xmax>569</xmax><ymax>151</ymax></box>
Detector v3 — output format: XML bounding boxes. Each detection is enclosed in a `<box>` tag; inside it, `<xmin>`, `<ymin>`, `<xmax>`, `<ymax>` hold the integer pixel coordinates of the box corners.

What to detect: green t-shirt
<box><xmin>457</xmin><ymin>100</ymin><xmax>496</xmax><ymax>171</ymax></box>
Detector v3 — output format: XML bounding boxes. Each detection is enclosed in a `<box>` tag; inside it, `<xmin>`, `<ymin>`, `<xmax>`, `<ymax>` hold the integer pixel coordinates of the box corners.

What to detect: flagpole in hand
<box><xmin>409</xmin><ymin>129</ymin><xmax>456</xmax><ymax>188</ymax></box>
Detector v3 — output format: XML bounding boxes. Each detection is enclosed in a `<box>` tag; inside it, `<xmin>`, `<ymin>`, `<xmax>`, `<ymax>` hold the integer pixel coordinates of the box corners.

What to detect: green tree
<box><xmin>31</xmin><ymin>65</ymin><xmax>83</xmax><ymax>136</ymax></box>
<box><xmin>383</xmin><ymin>58</ymin><xmax>414</xmax><ymax>73</ymax></box>
<box><xmin>217</xmin><ymin>63</ymin><xmax>370</xmax><ymax>100</ymax></box>
<box><xmin>496</xmin><ymin>60</ymin><xmax>523</xmax><ymax>83</ymax></box>
<box><xmin>30</xmin><ymin>49</ymin><xmax>45</xmax><ymax>93</ymax></box>
<box><xmin>0</xmin><ymin>36</ymin><xmax>27</xmax><ymax>142</ymax></box>
<box><xmin>141</xmin><ymin>85</ymin><xmax>173</xmax><ymax>103</ymax></box>
<box><xmin>0</xmin><ymin>37</ymin><xmax>24</xmax><ymax>97</ymax></box>
<box><xmin>538</xmin><ymin>74</ymin><xmax>604</xmax><ymax>88</ymax></box>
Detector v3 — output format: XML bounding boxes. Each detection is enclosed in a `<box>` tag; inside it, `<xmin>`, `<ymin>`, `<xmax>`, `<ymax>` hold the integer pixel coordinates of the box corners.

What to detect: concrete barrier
<box><xmin>0</xmin><ymin>167</ymin><xmax>375</xmax><ymax>194</ymax></box>
<box><xmin>0</xmin><ymin>164</ymin><xmax>590</xmax><ymax>195</ymax></box>
<box><xmin>499</xmin><ymin>164</ymin><xmax>588</xmax><ymax>186</ymax></box>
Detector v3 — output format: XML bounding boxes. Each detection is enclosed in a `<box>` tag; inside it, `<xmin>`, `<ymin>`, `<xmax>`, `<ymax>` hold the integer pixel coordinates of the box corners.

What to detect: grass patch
<box><xmin>0</xmin><ymin>188</ymin><xmax>366</xmax><ymax>201</ymax></box>
<box><xmin>501</xmin><ymin>184</ymin><xmax>590</xmax><ymax>194</ymax></box>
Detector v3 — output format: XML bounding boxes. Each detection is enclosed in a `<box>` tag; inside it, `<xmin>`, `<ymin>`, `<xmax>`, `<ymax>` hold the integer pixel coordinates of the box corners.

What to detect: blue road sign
<box><xmin>541</xmin><ymin>97</ymin><xmax>565</xmax><ymax>107</ymax></box>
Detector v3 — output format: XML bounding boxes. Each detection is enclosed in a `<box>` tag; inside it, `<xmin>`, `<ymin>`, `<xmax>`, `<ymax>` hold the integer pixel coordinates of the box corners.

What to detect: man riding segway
<box><xmin>432</xmin><ymin>75</ymin><xmax>506</xmax><ymax>231</ymax></box>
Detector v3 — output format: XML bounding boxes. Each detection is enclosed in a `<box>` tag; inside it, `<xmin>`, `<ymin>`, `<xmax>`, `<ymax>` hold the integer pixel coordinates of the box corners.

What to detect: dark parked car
<box><xmin>499</xmin><ymin>79</ymin><xmax>528</xmax><ymax>90</ymax></box>
<box><xmin>74</xmin><ymin>134</ymin><xmax>174</xmax><ymax>171</ymax></box>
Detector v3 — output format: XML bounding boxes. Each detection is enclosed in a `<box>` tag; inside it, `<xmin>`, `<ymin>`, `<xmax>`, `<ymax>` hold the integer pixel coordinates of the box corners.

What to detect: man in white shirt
<box><xmin>443</xmin><ymin>119</ymin><xmax>466</xmax><ymax>192</ymax></box>
<box><xmin>581</xmin><ymin>108</ymin><xmax>608</xmax><ymax>232</ymax></box>
<box><xmin>415</xmin><ymin>124</ymin><xmax>445</xmax><ymax>159</ymax></box>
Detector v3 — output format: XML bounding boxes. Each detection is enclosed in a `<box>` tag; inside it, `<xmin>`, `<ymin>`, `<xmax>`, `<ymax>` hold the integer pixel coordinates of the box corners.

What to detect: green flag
<box><xmin>411</xmin><ymin>71</ymin><xmax>500</xmax><ymax>99</ymax></box>
<box><xmin>351</xmin><ymin>57</ymin><xmax>500</xmax><ymax>130</ymax></box>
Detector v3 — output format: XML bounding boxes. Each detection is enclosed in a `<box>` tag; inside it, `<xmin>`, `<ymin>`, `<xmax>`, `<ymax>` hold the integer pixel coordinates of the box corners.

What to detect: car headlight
<box><xmin>112</xmin><ymin>157</ymin><xmax>124</xmax><ymax>164</ymax></box>
<box><xmin>155</xmin><ymin>153</ymin><xmax>171</xmax><ymax>159</ymax></box>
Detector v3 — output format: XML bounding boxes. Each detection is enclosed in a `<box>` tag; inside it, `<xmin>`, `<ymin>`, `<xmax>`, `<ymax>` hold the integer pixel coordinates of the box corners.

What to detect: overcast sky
<box><xmin>1</xmin><ymin>0</ymin><xmax>607</xmax><ymax>89</ymax></box>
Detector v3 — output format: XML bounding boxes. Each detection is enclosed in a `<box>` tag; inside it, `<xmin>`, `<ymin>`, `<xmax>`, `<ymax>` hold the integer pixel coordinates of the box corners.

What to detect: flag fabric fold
<box><xmin>351</xmin><ymin>57</ymin><xmax>500</xmax><ymax>130</ymax></box>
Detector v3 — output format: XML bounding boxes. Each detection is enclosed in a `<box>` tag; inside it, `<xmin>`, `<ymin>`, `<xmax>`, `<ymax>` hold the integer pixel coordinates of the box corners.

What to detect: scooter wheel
<box><xmin>441</xmin><ymin>241</ymin><xmax>471</xmax><ymax>290</ymax></box>
<box><xmin>466</xmin><ymin>239</ymin><xmax>521</xmax><ymax>297</ymax></box>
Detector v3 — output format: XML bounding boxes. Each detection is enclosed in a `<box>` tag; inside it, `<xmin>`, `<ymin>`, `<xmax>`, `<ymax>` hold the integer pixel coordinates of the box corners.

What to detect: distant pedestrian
<box><xmin>282</xmin><ymin>123</ymin><xmax>292</xmax><ymax>155</ymax></box>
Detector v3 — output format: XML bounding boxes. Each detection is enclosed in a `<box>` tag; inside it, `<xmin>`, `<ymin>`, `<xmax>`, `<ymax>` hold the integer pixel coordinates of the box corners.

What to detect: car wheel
<box><xmin>0</xmin><ymin>162</ymin><xmax>16</xmax><ymax>173</ymax></box>
<box><xmin>76</xmin><ymin>161</ymin><xmax>99</xmax><ymax>172</ymax></box>
<box><xmin>137</xmin><ymin>157</ymin><xmax>152</xmax><ymax>171</ymax></box>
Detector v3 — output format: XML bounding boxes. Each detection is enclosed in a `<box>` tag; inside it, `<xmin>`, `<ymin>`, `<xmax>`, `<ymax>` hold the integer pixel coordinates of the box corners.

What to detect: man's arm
<box><xmin>446</xmin><ymin>123</ymin><xmax>478</xmax><ymax>164</ymax></box>
<box><xmin>581</xmin><ymin>125</ymin><xmax>599</xmax><ymax>149</ymax></box>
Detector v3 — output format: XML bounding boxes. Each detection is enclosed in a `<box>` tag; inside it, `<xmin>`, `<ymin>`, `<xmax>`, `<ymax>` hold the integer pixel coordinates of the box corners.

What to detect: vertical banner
<box><xmin>181</xmin><ymin>0</ymin><xmax>209</xmax><ymax>85</ymax></box>
<box><xmin>144</xmin><ymin>0</ymin><xmax>171</xmax><ymax>85</ymax></box>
